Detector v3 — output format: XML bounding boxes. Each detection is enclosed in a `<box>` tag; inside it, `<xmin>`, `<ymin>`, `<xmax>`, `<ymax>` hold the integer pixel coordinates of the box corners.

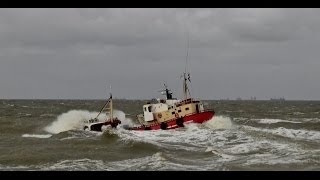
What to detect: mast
<box><xmin>102</xmin><ymin>86</ymin><xmax>113</xmax><ymax>122</ymax></box>
<box><xmin>94</xmin><ymin>98</ymin><xmax>110</xmax><ymax>119</ymax></box>
<box><xmin>183</xmin><ymin>73</ymin><xmax>188</xmax><ymax>100</ymax></box>
<box><xmin>93</xmin><ymin>85</ymin><xmax>114</xmax><ymax>122</ymax></box>
<box><xmin>109</xmin><ymin>86</ymin><xmax>113</xmax><ymax>122</ymax></box>
<box><xmin>183</xmin><ymin>26</ymin><xmax>191</xmax><ymax>100</ymax></box>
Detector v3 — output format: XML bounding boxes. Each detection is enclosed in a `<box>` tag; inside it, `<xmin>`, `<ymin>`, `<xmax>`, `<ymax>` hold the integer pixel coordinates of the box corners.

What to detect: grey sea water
<box><xmin>0</xmin><ymin>99</ymin><xmax>319</xmax><ymax>170</ymax></box>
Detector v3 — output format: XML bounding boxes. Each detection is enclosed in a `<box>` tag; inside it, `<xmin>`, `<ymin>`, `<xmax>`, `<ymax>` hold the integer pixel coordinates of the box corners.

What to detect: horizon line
<box><xmin>1</xmin><ymin>98</ymin><xmax>320</xmax><ymax>101</ymax></box>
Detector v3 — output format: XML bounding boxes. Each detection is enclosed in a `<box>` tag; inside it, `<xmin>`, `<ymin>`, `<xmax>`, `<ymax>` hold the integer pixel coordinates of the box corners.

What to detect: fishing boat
<box><xmin>122</xmin><ymin>31</ymin><xmax>215</xmax><ymax>131</ymax></box>
<box><xmin>87</xmin><ymin>31</ymin><xmax>214</xmax><ymax>131</ymax></box>
<box><xmin>123</xmin><ymin>73</ymin><xmax>215</xmax><ymax>131</ymax></box>
<box><xmin>83</xmin><ymin>91</ymin><xmax>121</xmax><ymax>131</ymax></box>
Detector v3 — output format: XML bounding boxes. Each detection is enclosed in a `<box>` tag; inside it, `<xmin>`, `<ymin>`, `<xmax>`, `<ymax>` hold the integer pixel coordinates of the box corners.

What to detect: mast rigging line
<box><xmin>95</xmin><ymin>98</ymin><xmax>111</xmax><ymax>119</ymax></box>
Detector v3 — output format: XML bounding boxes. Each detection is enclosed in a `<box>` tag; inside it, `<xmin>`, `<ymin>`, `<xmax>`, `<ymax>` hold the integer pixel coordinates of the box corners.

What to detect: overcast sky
<box><xmin>1</xmin><ymin>8</ymin><xmax>320</xmax><ymax>100</ymax></box>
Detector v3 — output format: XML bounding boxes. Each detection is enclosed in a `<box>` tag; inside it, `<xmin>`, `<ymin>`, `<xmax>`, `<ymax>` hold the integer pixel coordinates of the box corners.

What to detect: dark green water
<box><xmin>0</xmin><ymin>100</ymin><xmax>319</xmax><ymax>170</ymax></box>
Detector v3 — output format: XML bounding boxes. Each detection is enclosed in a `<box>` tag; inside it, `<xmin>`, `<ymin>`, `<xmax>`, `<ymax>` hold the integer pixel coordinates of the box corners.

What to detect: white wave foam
<box><xmin>40</xmin><ymin>158</ymin><xmax>109</xmax><ymax>171</ymax></box>
<box><xmin>44</xmin><ymin>109</ymin><xmax>133</xmax><ymax>134</ymax></box>
<box><xmin>22</xmin><ymin>134</ymin><xmax>52</xmax><ymax>138</ymax></box>
<box><xmin>255</xmin><ymin>119</ymin><xmax>302</xmax><ymax>124</ymax></box>
<box><xmin>18</xmin><ymin>113</ymin><xmax>32</xmax><ymax>117</ymax></box>
<box><xmin>205</xmin><ymin>147</ymin><xmax>236</xmax><ymax>160</ymax></box>
<box><xmin>44</xmin><ymin>110</ymin><xmax>98</xmax><ymax>134</ymax></box>
<box><xmin>204</xmin><ymin>116</ymin><xmax>233</xmax><ymax>129</ymax></box>
<box><xmin>40</xmin><ymin>113</ymin><xmax>55</xmax><ymax>117</ymax></box>
<box><xmin>0</xmin><ymin>165</ymin><xmax>30</xmax><ymax>170</ymax></box>
<box><xmin>115</xmin><ymin>116</ymin><xmax>237</xmax><ymax>152</ymax></box>
<box><xmin>301</xmin><ymin>118</ymin><xmax>320</xmax><ymax>123</ymax></box>
<box><xmin>272</xmin><ymin>127</ymin><xmax>320</xmax><ymax>141</ymax></box>
<box><xmin>107</xmin><ymin>152</ymin><xmax>166</xmax><ymax>170</ymax></box>
<box><xmin>223</xmin><ymin>142</ymin><xmax>261</xmax><ymax>155</ymax></box>
<box><xmin>244</xmin><ymin>153</ymin><xmax>310</xmax><ymax>166</ymax></box>
<box><xmin>38</xmin><ymin>154</ymin><xmax>168</xmax><ymax>171</ymax></box>
<box><xmin>242</xmin><ymin>125</ymin><xmax>320</xmax><ymax>141</ymax></box>
<box><xmin>108</xmin><ymin>152</ymin><xmax>221</xmax><ymax>170</ymax></box>
<box><xmin>38</xmin><ymin>152</ymin><xmax>219</xmax><ymax>171</ymax></box>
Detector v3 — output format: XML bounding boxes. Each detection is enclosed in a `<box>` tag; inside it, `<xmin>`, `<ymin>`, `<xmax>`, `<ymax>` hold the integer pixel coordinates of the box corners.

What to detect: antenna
<box><xmin>107</xmin><ymin>85</ymin><xmax>113</xmax><ymax>122</ymax></box>
<box><xmin>182</xmin><ymin>9</ymin><xmax>193</xmax><ymax>100</ymax></box>
<box><xmin>185</xmin><ymin>30</ymin><xmax>189</xmax><ymax>74</ymax></box>
<box><xmin>109</xmin><ymin>85</ymin><xmax>112</xmax><ymax>98</ymax></box>
<box><xmin>184</xmin><ymin>8</ymin><xmax>190</xmax><ymax>75</ymax></box>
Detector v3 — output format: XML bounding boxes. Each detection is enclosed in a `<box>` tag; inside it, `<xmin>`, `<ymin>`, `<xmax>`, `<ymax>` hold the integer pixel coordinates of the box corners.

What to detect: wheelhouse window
<box><xmin>148</xmin><ymin>106</ymin><xmax>152</xmax><ymax>112</ymax></box>
<box><xmin>172</xmin><ymin>112</ymin><xmax>175</xmax><ymax>115</ymax></box>
<box><xmin>185</xmin><ymin>107</ymin><xmax>189</xmax><ymax>111</ymax></box>
<box><xmin>178</xmin><ymin>110</ymin><xmax>181</xmax><ymax>113</ymax></box>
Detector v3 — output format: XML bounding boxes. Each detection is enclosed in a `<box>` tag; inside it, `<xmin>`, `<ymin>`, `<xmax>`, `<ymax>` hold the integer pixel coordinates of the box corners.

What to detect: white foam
<box><xmin>114</xmin><ymin>116</ymin><xmax>236</xmax><ymax>152</ymax></box>
<box><xmin>40</xmin><ymin>158</ymin><xmax>109</xmax><ymax>171</ymax></box>
<box><xmin>18</xmin><ymin>113</ymin><xmax>32</xmax><ymax>117</ymax></box>
<box><xmin>108</xmin><ymin>152</ymin><xmax>218</xmax><ymax>171</ymax></box>
<box><xmin>255</xmin><ymin>119</ymin><xmax>302</xmax><ymax>124</ymax></box>
<box><xmin>205</xmin><ymin>147</ymin><xmax>236</xmax><ymax>160</ymax></box>
<box><xmin>44</xmin><ymin>110</ymin><xmax>99</xmax><ymax>134</ymax></box>
<box><xmin>244</xmin><ymin>153</ymin><xmax>310</xmax><ymax>166</ymax></box>
<box><xmin>223</xmin><ymin>142</ymin><xmax>261</xmax><ymax>155</ymax></box>
<box><xmin>204</xmin><ymin>116</ymin><xmax>233</xmax><ymax>129</ymax></box>
<box><xmin>301</xmin><ymin>118</ymin><xmax>320</xmax><ymax>123</ymax></box>
<box><xmin>22</xmin><ymin>134</ymin><xmax>52</xmax><ymax>138</ymax></box>
<box><xmin>38</xmin><ymin>152</ymin><xmax>219</xmax><ymax>171</ymax></box>
<box><xmin>0</xmin><ymin>165</ymin><xmax>30</xmax><ymax>170</ymax></box>
<box><xmin>273</xmin><ymin>127</ymin><xmax>320</xmax><ymax>141</ymax></box>
<box><xmin>242</xmin><ymin>125</ymin><xmax>320</xmax><ymax>141</ymax></box>
<box><xmin>40</xmin><ymin>113</ymin><xmax>55</xmax><ymax>117</ymax></box>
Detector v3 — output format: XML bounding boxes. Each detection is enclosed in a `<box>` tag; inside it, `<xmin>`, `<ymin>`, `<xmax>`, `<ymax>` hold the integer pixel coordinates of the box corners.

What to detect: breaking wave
<box><xmin>44</xmin><ymin>110</ymin><xmax>133</xmax><ymax>134</ymax></box>
<box><xmin>204</xmin><ymin>116</ymin><xmax>233</xmax><ymax>129</ymax></box>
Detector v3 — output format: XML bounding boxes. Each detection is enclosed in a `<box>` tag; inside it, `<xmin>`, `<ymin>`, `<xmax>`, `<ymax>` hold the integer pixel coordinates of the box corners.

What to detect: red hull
<box><xmin>128</xmin><ymin>111</ymin><xmax>215</xmax><ymax>131</ymax></box>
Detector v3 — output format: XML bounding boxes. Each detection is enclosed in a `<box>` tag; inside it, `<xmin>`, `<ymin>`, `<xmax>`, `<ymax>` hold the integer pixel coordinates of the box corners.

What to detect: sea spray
<box><xmin>44</xmin><ymin>109</ymin><xmax>133</xmax><ymax>134</ymax></box>
<box><xmin>204</xmin><ymin>116</ymin><xmax>233</xmax><ymax>129</ymax></box>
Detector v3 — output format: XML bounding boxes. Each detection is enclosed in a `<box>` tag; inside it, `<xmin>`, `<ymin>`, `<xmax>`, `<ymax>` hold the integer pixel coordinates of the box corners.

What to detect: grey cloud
<box><xmin>1</xmin><ymin>8</ymin><xmax>320</xmax><ymax>100</ymax></box>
